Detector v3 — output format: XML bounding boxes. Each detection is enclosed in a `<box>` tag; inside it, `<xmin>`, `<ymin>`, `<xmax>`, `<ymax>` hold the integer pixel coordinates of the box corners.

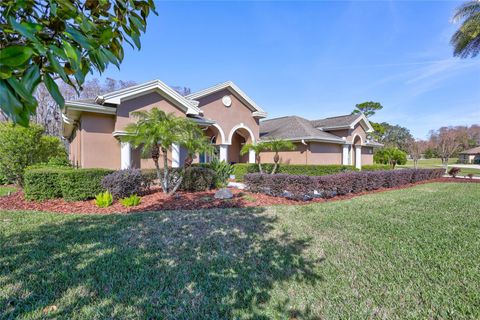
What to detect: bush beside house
<box><xmin>232</xmin><ymin>163</ymin><xmax>357</xmax><ymax>181</ymax></box>
<box><xmin>244</xmin><ymin>168</ymin><xmax>444</xmax><ymax>200</ymax></box>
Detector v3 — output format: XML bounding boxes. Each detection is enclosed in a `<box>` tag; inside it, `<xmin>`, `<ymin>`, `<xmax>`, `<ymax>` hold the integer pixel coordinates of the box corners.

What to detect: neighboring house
<box><xmin>62</xmin><ymin>79</ymin><xmax>380</xmax><ymax>170</ymax></box>
<box><xmin>458</xmin><ymin>147</ymin><xmax>480</xmax><ymax>164</ymax></box>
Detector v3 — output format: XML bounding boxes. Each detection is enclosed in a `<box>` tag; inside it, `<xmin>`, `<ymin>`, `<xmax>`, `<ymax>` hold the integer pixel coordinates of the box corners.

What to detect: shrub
<box><xmin>181</xmin><ymin>167</ymin><xmax>216</xmax><ymax>192</ymax></box>
<box><xmin>374</xmin><ymin>148</ymin><xmax>407</xmax><ymax>168</ymax></box>
<box><xmin>245</xmin><ymin>168</ymin><xmax>445</xmax><ymax>201</ymax></box>
<box><xmin>232</xmin><ymin>163</ymin><xmax>356</xmax><ymax>181</ymax></box>
<box><xmin>120</xmin><ymin>194</ymin><xmax>142</xmax><ymax>207</ymax></box>
<box><xmin>448</xmin><ymin>167</ymin><xmax>461</xmax><ymax>178</ymax></box>
<box><xmin>59</xmin><ymin>169</ymin><xmax>114</xmax><ymax>201</ymax></box>
<box><xmin>362</xmin><ymin>164</ymin><xmax>390</xmax><ymax>171</ymax></box>
<box><xmin>101</xmin><ymin>169</ymin><xmax>152</xmax><ymax>199</ymax></box>
<box><xmin>23</xmin><ymin>167</ymin><xmax>72</xmax><ymax>200</ymax></box>
<box><xmin>0</xmin><ymin>122</ymin><xmax>67</xmax><ymax>185</ymax></box>
<box><xmin>95</xmin><ymin>191</ymin><xmax>113</xmax><ymax>208</ymax></box>
<box><xmin>206</xmin><ymin>158</ymin><xmax>233</xmax><ymax>188</ymax></box>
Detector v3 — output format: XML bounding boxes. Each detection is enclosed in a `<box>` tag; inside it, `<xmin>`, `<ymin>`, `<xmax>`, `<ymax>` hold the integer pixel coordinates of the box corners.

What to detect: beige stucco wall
<box><xmin>328</xmin><ymin>123</ymin><xmax>368</xmax><ymax>144</ymax></box>
<box><xmin>361</xmin><ymin>147</ymin><xmax>374</xmax><ymax>165</ymax></box>
<box><xmin>309</xmin><ymin>142</ymin><xmax>343</xmax><ymax>164</ymax></box>
<box><xmin>260</xmin><ymin>142</ymin><xmax>343</xmax><ymax>165</ymax></box>
<box><xmin>196</xmin><ymin>89</ymin><xmax>260</xmax><ymax>144</ymax></box>
<box><xmin>78</xmin><ymin>113</ymin><xmax>120</xmax><ymax>169</ymax></box>
<box><xmin>115</xmin><ymin>92</ymin><xmax>186</xmax><ymax>132</ymax></box>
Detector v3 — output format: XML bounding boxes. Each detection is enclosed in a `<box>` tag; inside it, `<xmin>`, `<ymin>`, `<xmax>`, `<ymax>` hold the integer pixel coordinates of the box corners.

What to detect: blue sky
<box><xmin>96</xmin><ymin>0</ymin><xmax>480</xmax><ymax>139</ymax></box>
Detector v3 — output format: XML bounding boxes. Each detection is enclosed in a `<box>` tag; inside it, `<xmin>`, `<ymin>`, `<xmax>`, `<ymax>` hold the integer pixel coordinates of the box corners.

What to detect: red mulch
<box><xmin>0</xmin><ymin>177</ymin><xmax>478</xmax><ymax>214</ymax></box>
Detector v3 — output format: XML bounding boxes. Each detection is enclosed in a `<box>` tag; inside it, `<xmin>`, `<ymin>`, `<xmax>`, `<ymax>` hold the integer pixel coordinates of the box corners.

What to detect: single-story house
<box><xmin>458</xmin><ymin>147</ymin><xmax>480</xmax><ymax>164</ymax></box>
<box><xmin>62</xmin><ymin>79</ymin><xmax>381</xmax><ymax>170</ymax></box>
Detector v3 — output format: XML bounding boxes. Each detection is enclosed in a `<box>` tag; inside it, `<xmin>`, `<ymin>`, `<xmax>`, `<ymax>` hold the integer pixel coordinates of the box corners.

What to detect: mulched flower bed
<box><xmin>0</xmin><ymin>177</ymin><xmax>477</xmax><ymax>214</ymax></box>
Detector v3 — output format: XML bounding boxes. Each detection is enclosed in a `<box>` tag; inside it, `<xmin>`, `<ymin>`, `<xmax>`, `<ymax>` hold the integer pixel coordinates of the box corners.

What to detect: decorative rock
<box><xmin>214</xmin><ymin>188</ymin><xmax>233</xmax><ymax>199</ymax></box>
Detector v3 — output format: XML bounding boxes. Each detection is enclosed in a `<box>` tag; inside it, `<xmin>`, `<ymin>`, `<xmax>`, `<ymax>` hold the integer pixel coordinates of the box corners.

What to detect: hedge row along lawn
<box><xmin>1</xmin><ymin>182</ymin><xmax>479</xmax><ymax>319</ymax></box>
<box><xmin>0</xmin><ymin>186</ymin><xmax>16</xmax><ymax>197</ymax></box>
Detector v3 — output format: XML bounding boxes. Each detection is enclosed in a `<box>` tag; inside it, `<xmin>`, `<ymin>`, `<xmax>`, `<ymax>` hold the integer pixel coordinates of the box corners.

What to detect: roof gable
<box><xmin>311</xmin><ymin>113</ymin><xmax>374</xmax><ymax>132</ymax></box>
<box><xmin>96</xmin><ymin>79</ymin><xmax>201</xmax><ymax>115</ymax></box>
<box><xmin>186</xmin><ymin>81</ymin><xmax>267</xmax><ymax>118</ymax></box>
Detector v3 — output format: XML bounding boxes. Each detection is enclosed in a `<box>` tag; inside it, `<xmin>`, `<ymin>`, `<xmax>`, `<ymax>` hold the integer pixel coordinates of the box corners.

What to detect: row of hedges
<box><xmin>244</xmin><ymin>168</ymin><xmax>444</xmax><ymax>200</ymax></box>
<box><xmin>361</xmin><ymin>164</ymin><xmax>391</xmax><ymax>171</ymax></box>
<box><xmin>232</xmin><ymin>163</ymin><xmax>357</xmax><ymax>181</ymax></box>
<box><xmin>25</xmin><ymin>166</ymin><xmax>217</xmax><ymax>201</ymax></box>
<box><xmin>24</xmin><ymin>168</ymin><xmax>114</xmax><ymax>201</ymax></box>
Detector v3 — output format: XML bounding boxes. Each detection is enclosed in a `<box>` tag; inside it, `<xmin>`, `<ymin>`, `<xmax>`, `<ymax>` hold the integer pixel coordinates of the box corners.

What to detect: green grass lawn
<box><xmin>1</xmin><ymin>182</ymin><xmax>479</xmax><ymax>319</ymax></box>
<box><xmin>0</xmin><ymin>186</ymin><xmax>16</xmax><ymax>197</ymax></box>
<box><xmin>398</xmin><ymin>158</ymin><xmax>480</xmax><ymax>177</ymax></box>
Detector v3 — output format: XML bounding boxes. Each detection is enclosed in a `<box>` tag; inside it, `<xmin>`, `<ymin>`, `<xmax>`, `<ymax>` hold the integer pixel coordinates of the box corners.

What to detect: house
<box><xmin>458</xmin><ymin>147</ymin><xmax>480</xmax><ymax>164</ymax></box>
<box><xmin>62</xmin><ymin>79</ymin><xmax>380</xmax><ymax>170</ymax></box>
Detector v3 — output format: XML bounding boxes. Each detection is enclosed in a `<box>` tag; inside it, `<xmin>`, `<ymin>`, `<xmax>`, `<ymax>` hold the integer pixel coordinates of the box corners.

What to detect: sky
<box><xmin>95</xmin><ymin>0</ymin><xmax>480</xmax><ymax>139</ymax></box>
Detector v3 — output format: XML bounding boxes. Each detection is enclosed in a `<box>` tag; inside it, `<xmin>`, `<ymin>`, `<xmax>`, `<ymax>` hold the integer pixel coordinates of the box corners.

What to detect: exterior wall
<box><xmin>115</xmin><ymin>92</ymin><xmax>186</xmax><ymax>132</ymax></box>
<box><xmin>327</xmin><ymin>124</ymin><xmax>368</xmax><ymax>144</ymax></box>
<box><xmin>131</xmin><ymin>147</ymin><xmax>174</xmax><ymax>169</ymax></box>
<box><xmin>69</xmin><ymin>127</ymin><xmax>81</xmax><ymax>167</ymax></box>
<box><xmin>261</xmin><ymin>142</ymin><xmax>343</xmax><ymax>165</ymax></box>
<box><xmin>79</xmin><ymin>113</ymin><xmax>120</xmax><ymax>169</ymax></box>
<box><xmin>361</xmin><ymin>147</ymin><xmax>374</xmax><ymax>165</ymax></box>
<box><xmin>196</xmin><ymin>89</ymin><xmax>259</xmax><ymax>144</ymax></box>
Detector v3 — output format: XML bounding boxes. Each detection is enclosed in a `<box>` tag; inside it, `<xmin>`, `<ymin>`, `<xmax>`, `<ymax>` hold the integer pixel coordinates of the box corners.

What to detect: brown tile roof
<box><xmin>260</xmin><ymin>116</ymin><xmax>344</xmax><ymax>142</ymax></box>
<box><xmin>310</xmin><ymin>114</ymin><xmax>361</xmax><ymax>129</ymax></box>
<box><xmin>459</xmin><ymin>146</ymin><xmax>480</xmax><ymax>154</ymax></box>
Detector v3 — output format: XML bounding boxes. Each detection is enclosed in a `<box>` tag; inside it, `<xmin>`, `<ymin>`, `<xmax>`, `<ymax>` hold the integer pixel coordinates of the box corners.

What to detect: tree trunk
<box><xmin>443</xmin><ymin>157</ymin><xmax>449</xmax><ymax>173</ymax></box>
<box><xmin>168</xmin><ymin>176</ymin><xmax>184</xmax><ymax>196</ymax></box>
<box><xmin>162</xmin><ymin>147</ymin><xmax>169</xmax><ymax>194</ymax></box>
<box><xmin>151</xmin><ymin>144</ymin><xmax>162</xmax><ymax>184</ymax></box>
<box><xmin>271</xmin><ymin>152</ymin><xmax>280</xmax><ymax>174</ymax></box>
<box><xmin>255</xmin><ymin>154</ymin><xmax>263</xmax><ymax>174</ymax></box>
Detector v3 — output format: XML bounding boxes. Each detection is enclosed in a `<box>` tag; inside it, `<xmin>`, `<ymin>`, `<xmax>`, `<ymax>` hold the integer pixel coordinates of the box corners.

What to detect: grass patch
<box><xmin>0</xmin><ymin>186</ymin><xmax>16</xmax><ymax>197</ymax></box>
<box><xmin>1</xmin><ymin>183</ymin><xmax>479</xmax><ymax>318</ymax></box>
<box><xmin>398</xmin><ymin>157</ymin><xmax>480</xmax><ymax>177</ymax></box>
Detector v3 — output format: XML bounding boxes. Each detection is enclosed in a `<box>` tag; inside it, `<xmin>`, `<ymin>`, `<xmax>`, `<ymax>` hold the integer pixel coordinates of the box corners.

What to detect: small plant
<box><xmin>208</xmin><ymin>158</ymin><xmax>233</xmax><ymax>188</ymax></box>
<box><xmin>120</xmin><ymin>194</ymin><xmax>142</xmax><ymax>207</ymax></box>
<box><xmin>95</xmin><ymin>191</ymin><xmax>113</xmax><ymax>208</ymax></box>
<box><xmin>448</xmin><ymin>167</ymin><xmax>461</xmax><ymax>178</ymax></box>
<box><xmin>467</xmin><ymin>173</ymin><xmax>474</xmax><ymax>179</ymax></box>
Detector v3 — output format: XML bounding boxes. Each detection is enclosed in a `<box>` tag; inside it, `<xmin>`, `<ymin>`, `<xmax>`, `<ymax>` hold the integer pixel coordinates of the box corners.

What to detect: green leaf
<box><xmin>0</xmin><ymin>79</ymin><xmax>23</xmax><ymax>121</ymax></box>
<box><xmin>100</xmin><ymin>48</ymin><xmax>120</xmax><ymax>69</ymax></box>
<box><xmin>6</xmin><ymin>78</ymin><xmax>36</xmax><ymax>106</ymax></box>
<box><xmin>0</xmin><ymin>66</ymin><xmax>12</xmax><ymax>79</ymax></box>
<box><xmin>100</xmin><ymin>29</ymin><xmax>113</xmax><ymax>43</ymax></box>
<box><xmin>44</xmin><ymin>73</ymin><xmax>65</xmax><ymax>107</ymax></box>
<box><xmin>8</xmin><ymin>17</ymin><xmax>41</xmax><ymax>40</ymax></box>
<box><xmin>62</xmin><ymin>40</ymin><xmax>80</xmax><ymax>69</ymax></box>
<box><xmin>0</xmin><ymin>46</ymin><xmax>34</xmax><ymax>67</ymax></box>
<box><xmin>129</xmin><ymin>15</ymin><xmax>146</xmax><ymax>32</ymax></box>
<box><xmin>47</xmin><ymin>51</ymin><xmax>68</xmax><ymax>82</ymax></box>
<box><xmin>21</xmin><ymin>65</ymin><xmax>41</xmax><ymax>92</ymax></box>
<box><xmin>65</xmin><ymin>26</ymin><xmax>92</xmax><ymax>49</ymax></box>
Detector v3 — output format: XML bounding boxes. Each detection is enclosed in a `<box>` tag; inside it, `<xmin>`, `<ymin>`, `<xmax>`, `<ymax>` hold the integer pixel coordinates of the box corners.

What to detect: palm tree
<box><xmin>240</xmin><ymin>142</ymin><xmax>268</xmax><ymax>173</ymax></box>
<box><xmin>122</xmin><ymin>108</ymin><xmax>212</xmax><ymax>195</ymax></box>
<box><xmin>263</xmin><ymin>139</ymin><xmax>295</xmax><ymax>174</ymax></box>
<box><xmin>451</xmin><ymin>1</ymin><xmax>480</xmax><ymax>58</ymax></box>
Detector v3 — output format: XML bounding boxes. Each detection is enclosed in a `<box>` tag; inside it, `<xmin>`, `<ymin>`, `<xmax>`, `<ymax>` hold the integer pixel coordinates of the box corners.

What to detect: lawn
<box><xmin>398</xmin><ymin>157</ymin><xmax>480</xmax><ymax>177</ymax></box>
<box><xmin>1</xmin><ymin>182</ymin><xmax>479</xmax><ymax>319</ymax></box>
<box><xmin>0</xmin><ymin>186</ymin><xmax>16</xmax><ymax>197</ymax></box>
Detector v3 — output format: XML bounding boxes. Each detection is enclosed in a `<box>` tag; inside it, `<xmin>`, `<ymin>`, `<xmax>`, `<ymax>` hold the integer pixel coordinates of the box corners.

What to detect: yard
<box><xmin>398</xmin><ymin>158</ymin><xmax>480</xmax><ymax>177</ymax></box>
<box><xmin>1</xmin><ymin>182</ymin><xmax>479</xmax><ymax>319</ymax></box>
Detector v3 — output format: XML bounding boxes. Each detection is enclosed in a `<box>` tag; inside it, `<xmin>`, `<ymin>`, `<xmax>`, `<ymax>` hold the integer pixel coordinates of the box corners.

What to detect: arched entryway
<box><xmin>352</xmin><ymin>134</ymin><xmax>363</xmax><ymax>169</ymax></box>
<box><xmin>228</xmin><ymin>124</ymin><xmax>255</xmax><ymax>164</ymax></box>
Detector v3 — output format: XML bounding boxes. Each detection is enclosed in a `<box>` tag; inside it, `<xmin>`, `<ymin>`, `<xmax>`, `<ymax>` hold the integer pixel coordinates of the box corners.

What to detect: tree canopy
<box><xmin>352</xmin><ymin>101</ymin><xmax>383</xmax><ymax>118</ymax></box>
<box><xmin>0</xmin><ymin>0</ymin><xmax>157</xmax><ymax>125</ymax></box>
<box><xmin>451</xmin><ymin>1</ymin><xmax>480</xmax><ymax>58</ymax></box>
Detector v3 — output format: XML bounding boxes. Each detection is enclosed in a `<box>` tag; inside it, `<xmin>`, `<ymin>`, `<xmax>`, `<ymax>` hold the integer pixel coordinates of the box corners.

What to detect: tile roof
<box><xmin>260</xmin><ymin>116</ymin><xmax>344</xmax><ymax>142</ymax></box>
<box><xmin>310</xmin><ymin>114</ymin><xmax>361</xmax><ymax>128</ymax></box>
<box><xmin>459</xmin><ymin>146</ymin><xmax>480</xmax><ymax>154</ymax></box>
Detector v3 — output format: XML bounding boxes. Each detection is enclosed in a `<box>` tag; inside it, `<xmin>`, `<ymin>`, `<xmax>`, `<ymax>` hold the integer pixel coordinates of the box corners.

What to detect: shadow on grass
<box><xmin>1</xmin><ymin>207</ymin><xmax>322</xmax><ymax>319</ymax></box>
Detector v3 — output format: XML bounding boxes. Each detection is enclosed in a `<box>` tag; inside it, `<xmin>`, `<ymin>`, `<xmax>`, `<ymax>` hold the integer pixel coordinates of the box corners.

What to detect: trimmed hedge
<box><xmin>24</xmin><ymin>167</ymin><xmax>72</xmax><ymax>200</ymax></box>
<box><xmin>101</xmin><ymin>169</ymin><xmax>152</xmax><ymax>199</ymax></box>
<box><xmin>142</xmin><ymin>166</ymin><xmax>215</xmax><ymax>192</ymax></box>
<box><xmin>59</xmin><ymin>169</ymin><xmax>114</xmax><ymax>201</ymax></box>
<box><xmin>232</xmin><ymin>163</ymin><xmax>357</xmax><ymax>181</ymax></box>
<box><xmin>361</xmin><ymin>164</ymin><xmax>391</xmax><ymax>171</ymax></box>
<box><xmin>245</xmin><ymin>168</ymin><xmax>444</xmax><ymax>200</ymax></box>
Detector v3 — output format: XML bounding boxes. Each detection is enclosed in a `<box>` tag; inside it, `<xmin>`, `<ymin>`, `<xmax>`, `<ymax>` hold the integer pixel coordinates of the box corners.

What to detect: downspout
<box><xmin>301</xmin><ymin>139</ymin><xmax>308</xmax><ymax>164</ymax></box>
